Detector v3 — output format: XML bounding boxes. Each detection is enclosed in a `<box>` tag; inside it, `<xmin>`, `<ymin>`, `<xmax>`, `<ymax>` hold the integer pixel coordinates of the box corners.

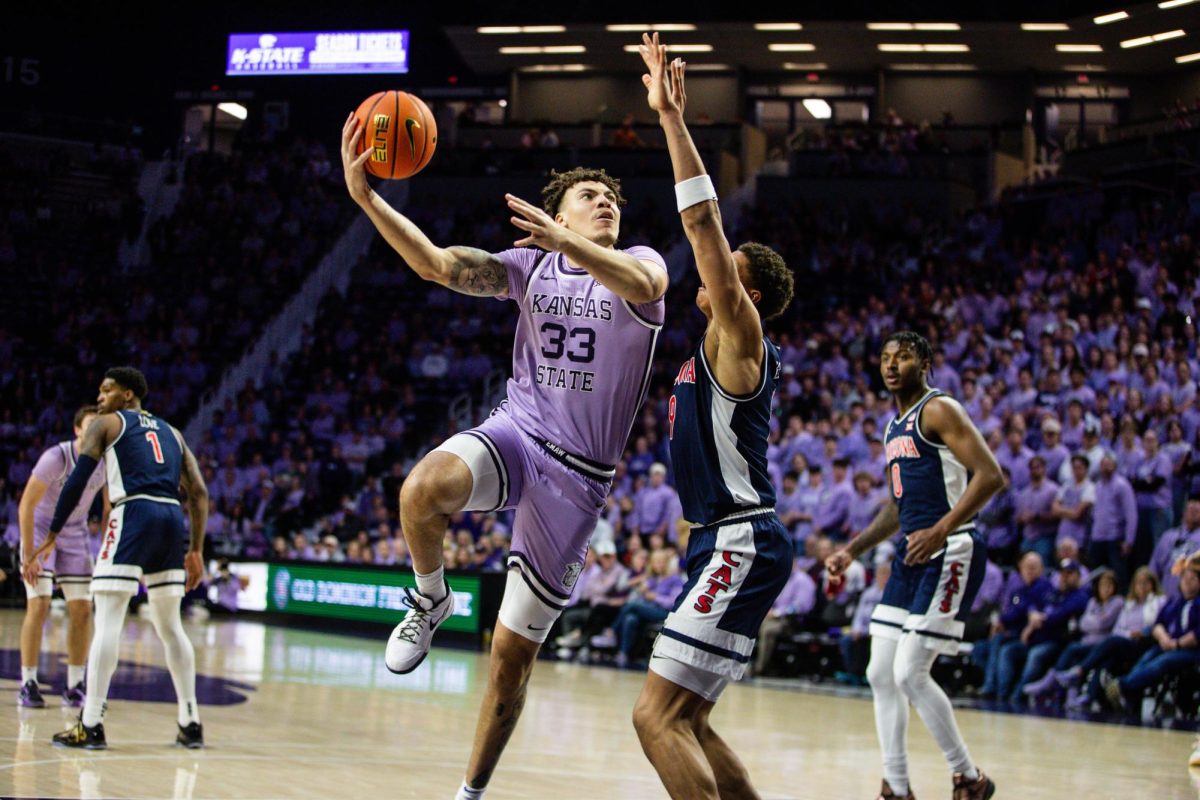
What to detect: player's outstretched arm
<box><xmin>904</xmin><ymin>397</ymin><xmax>1005</xmax><ymax>564</ymax></box>
<box><xmin>177</xmin><ymin>434</ymin><xmax>210</xmax><ymax>591</ymax></box>
<box><xmin>640</xmin><ymin>33</ymin><xmax>761</xmax><ymax>354</ymax></box>
<box><xmin>341</xmin><ymin>113</ymin><xmax>508</xmax><ymax>297</ymax></box>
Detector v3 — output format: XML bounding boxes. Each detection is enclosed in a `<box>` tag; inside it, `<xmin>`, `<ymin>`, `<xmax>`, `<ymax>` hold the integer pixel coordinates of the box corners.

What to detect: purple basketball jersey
<box><xmin>31</xmin><ymin>441</ymin><xmax>105</xmax><ymax>540</ymax></box>
<box><xmin>496</xmin><ymin>246</ymin><xmax>665</xmax><ymax>465</ymax></box>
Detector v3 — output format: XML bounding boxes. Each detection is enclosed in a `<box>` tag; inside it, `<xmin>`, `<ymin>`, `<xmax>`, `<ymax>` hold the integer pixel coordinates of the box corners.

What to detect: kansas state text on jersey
<box><xmin>668</xmin><ymin>337</ymin><xmax>781</xmax><ymax>525</ymax></box>
<box><xmin>884</xmin><ymin>389</ymin><xmax>973</xmax><ymax>535</ymax></box>
<box><xmin>105</xmin><ymin>409</ymin><xmax>184</xmax><ymax>505</ymax></box>
<box><xmin>496</xmin><ymin>246</ymin><xmax>665</xmax><ymax>466</ymax></box>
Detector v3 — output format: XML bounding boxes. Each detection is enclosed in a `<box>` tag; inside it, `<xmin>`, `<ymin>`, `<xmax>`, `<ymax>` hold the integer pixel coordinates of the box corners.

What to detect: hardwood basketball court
<box><xmin>1</xmin><ymin>609</ymin><xmax>1195</xmax><ymax>799</ymax></box>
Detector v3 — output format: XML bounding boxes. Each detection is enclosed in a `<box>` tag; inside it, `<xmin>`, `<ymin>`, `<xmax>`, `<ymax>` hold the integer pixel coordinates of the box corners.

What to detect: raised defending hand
<box><xmin>341</xmin><ymin>112</ymin><xmax>374</xmax><ymax>205</ymax></box>
<box><xmin>638</xmin><ymin>32</ymin><xmax>686</xmax><ymax>115</ymax></box>
<box><xmin>506</xmin><ymin>193</ymin><xmax>571</xmax><ymax>250</ymax></box>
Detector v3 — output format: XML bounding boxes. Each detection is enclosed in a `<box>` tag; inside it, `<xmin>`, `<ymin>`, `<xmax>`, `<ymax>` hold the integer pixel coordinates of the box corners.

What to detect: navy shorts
<box><xmin>870</xmin><ymin>529</ymin><xmax>987</xmax><ymax>655</ymax></box>
<box><xmin>653</xmin><ymin>509</ymin><xmax>792</xmax><ymax>680</ymax></box>
<box><xmin>93</xmin><ymin>499</ymin><xmax>188</xmax><ymax>597</ymax></box>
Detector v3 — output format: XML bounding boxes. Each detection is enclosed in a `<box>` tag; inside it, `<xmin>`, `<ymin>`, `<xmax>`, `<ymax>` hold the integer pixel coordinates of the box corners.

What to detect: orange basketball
<box><xmin>354</xmin><ymin>90</ymin><xmax>438</xmax><ymax>180</ymax></box>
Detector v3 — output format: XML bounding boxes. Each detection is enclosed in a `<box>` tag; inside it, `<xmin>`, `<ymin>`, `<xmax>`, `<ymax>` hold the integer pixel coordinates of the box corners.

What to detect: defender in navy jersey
<box><xmin>633</xmin><ymin>36</ymin><xmax>796</xmax><ymax>800</ymax></box>
<box><xmin>27</xmin><ymin>367</ymin><xmax>209</xmax><ymax>751</ymax></box>
<box><xmin>827</xmin><ymin>333</ymin><xmax>1003</xmax><ymax>800</ymax></box>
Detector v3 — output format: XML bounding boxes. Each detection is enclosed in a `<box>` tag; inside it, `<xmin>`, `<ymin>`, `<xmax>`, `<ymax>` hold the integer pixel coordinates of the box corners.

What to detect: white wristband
<box><xmin>675</xmin><ymin>174</ymin><xmax>717</xmax><ymax>213</ymax></box>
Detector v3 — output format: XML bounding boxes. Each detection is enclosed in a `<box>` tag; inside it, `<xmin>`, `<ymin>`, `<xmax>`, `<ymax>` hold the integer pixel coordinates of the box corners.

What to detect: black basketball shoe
<box><xmin>53</xmin><ymin>719</ymin><xmax>106</xmax><ymax>750</ymax></box>
<box><xmin>176</xmin><ymin>722</ymin><xmax>204</xmax><ymax>749</ymax></box>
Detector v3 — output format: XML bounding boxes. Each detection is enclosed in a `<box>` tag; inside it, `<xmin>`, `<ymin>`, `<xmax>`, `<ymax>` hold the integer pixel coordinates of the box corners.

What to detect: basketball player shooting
<box><xmin>826</xmin><ymin>332</ymin><xmax>1003</xmax><ymax>800</ymax></box>
<box><xmin>632</xmin><ymin>33</ymin><xmax>796</xmax><ymax>800</ymax></box>
<box><xmin>342</xmin><ymin>115</ymin><xmax>669</xmax><ymax>800</ymax></box>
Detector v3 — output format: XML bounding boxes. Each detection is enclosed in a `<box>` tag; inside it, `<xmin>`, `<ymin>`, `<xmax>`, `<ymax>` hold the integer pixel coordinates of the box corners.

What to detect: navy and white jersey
<box><xmin>668</xmin><ymin>336</ymin><xmax>781</xmax><ymax>526</ymax></box>
<box><xmin>884</xmin><ymin>389</ymin><xmax>972</xmax><ymax>535</ymax></box>
<box><xmin>104</xmin><ymin>409</ymin><xmax>184</xmax><ymax>506</ymax></box>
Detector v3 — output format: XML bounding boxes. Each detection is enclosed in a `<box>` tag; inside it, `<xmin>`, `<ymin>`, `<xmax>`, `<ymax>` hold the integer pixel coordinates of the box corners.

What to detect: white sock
<box><xmin>68</xmin><ymin>665</ymin><xmax>85</xmax><ymax>687</ymax></box>
<box><xmin>456</xmin><ymin>781</ymin><xmax>486</xmax><ymax>800</ymax></box>
<box><xmin>84</xmin><ymin>592</ymin><xmax>130</xmax><ymax>727</ymax></box>
<box><xmin>894</xmin><ymin>634</ymin><xmax>976</xmax><ymax>779</ymax></box>
<box><xmin>867</xmin><ymin>636</ymin><xmax>910</xmax><ymax>795</ymax></box>
<box><xmin>21</xmin><ymin>666</ymin><xmax>37</xmax><ymax>685</ymax></box>
<box><xmin>146</xmin><ymin>594</ymin><xmax>200</xmax><ymax>726</ymax></box>
<box><xmin>415</xmin><ymin>565</ymin><xmax>447</xmax><ymax>601</ymax></box>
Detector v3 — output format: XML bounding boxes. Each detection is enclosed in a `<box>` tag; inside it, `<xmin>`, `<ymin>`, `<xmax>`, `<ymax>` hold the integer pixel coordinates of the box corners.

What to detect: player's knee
<box><xmin>401</xmin><ymin>454</ymin><xmax>470</xmax><ymax>517</ymax></box>
<box><xmin>66</xmin><ymin>600</ymin><xmax>90</xmax><ymax>623</ymax></box>
<box><xmin>893</xmin><ymin>657</ymin><xmax>926</xmax><ymax>697</ymax></box>
<box><xmin>632</xmin><ymin>697</ymin><xmax>663</xmax><ymax>741</ymax></box>
<box><xmin>866</xmin><ymin>652</ymin><xmax>895</xmax><ymax>691</ymax></box>
<box><xmin>487</xmin><ymin>642</ymin><xmax>536</xmax><ymax>692</ymax></box>
<box><xmin>26</xmin><ymin>598</ymin><xmax>50</xmax><ymax>622</ymax></box>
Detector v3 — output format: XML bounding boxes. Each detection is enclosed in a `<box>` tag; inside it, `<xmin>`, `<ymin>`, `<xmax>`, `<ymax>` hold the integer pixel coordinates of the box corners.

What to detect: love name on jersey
<box><xmin>885</xmin><ymin>435</ymin><xmax>919</xmax><ymax>461</ymax></box>
<box><xmin>693</xmin><ymin>550</ymin><xmax>742</xmax><ymax>613</ymax></box>
<box><xmin>136</xmin><ymin>414</ymin><xmax>161</xmax><ymax>431</ymax></box>
<box><xmin>530</xmin><ymin>293</ymin><xmax>612</xmax><ymax>321</ymax></box>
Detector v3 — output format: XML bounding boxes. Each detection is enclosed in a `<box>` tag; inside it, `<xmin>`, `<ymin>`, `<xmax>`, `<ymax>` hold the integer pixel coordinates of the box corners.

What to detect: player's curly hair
<box><xmin>105</xmin><ymin>366</ymin><xmax>149</xmax><ymax>400</ymax></box>
<box><xmin>541</xmin><ymin>167</ymin><xmax>627</xmax><ymax>215</ymax></box>
<box><xmin>882</xmin><ymin>331</ymin><xmax>933</xmax><ymax>371</ymax></box>
<box><xmin>738</xmin><ymin>242</ymin><xmax>794</xmax><ymax>321</ymax></box>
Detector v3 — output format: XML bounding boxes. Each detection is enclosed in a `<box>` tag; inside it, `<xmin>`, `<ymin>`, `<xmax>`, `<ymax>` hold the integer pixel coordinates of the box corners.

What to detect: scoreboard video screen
<box><xmin>226</xmin><ymin>31</ymin><xmax>409</xmax><ymax>75</ymax></box>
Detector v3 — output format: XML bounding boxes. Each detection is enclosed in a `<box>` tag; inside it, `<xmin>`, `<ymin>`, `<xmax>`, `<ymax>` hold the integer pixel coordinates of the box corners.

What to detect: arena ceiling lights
<box><xmin>1120</xmin><ymin>28</ymin><xmax>1186</xmax><ymax>46</ymax></box>
<box><xmin>1177</xmin><ymin>50</ymin><xmax>1200</xmax><ymax>61</ymax></box>
<box><xmin>877</xmin><ymin>43</ymin><xmax>970</xmax><ymax>52</ymax></box>
<box><xmin>606</xmin><ymin>24</ymin><xmax>696</xmax><ymax>32</ymax></box>
<box><xmin>1056</xmin><ymin>43</ymin><xmax>1105</xmax><ymax>51</ymax></box>
<box><xmin>1021</xmin><ymin>23</ymin><xmax>1071</xmax><ymax>30</ymax></box>
<box><xmin>477</xmin><ymin>26</ymin><xmax>566</xmax><ymax>34</ymax></box>
<box><xmin>768</xmin><ymin>43</ymin><xmax>817</xmax><ymax>51</ymax></box>
<box><xmin>1094</xmin><ymin>11</ymin><xmax>1130</xmax><ymax>24</ymax></box>
<box><xmin>888</xmin><ymin>63</ymin><xmax>978</xmax><ymax>70</ymax></box>
<box><xmin>754</xmin><ymin>23</ymin><xmax>803</xmax><ymax>31</ymax></box>
<box><xmin>867</xmin><ymin>22</ymin><xmax>961</xmax><ymax>31</ymax></box>
<box><xmin>1160</xmin><ymin>0</ymin><xmax>1199</xmax><ymax>8</ymax></box>
<box><xmin>783</xmin><ymin>62</ymin><xmax>828</xmax><ymax>70</ymax></box>
<box><xmin>517</xmin><ymin>64</ymin><xmax>589</xmax><ymax>72</ymax></box>
<box><xmin>499</xmin><ymin>45</ymin><xmax>586</xmax><ymax>54</ymax></box>
<box><xmin>801</xmin><ymin>98</ymin><xmax>832</xmax><ymax>119</ymax></box>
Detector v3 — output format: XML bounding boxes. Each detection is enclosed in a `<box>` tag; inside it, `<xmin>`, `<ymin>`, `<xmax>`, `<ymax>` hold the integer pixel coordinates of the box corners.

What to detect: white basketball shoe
<box><xmin>384</xmin><ymin>583</ymin><xmax>455</xmax><ymax>674</ymax></box>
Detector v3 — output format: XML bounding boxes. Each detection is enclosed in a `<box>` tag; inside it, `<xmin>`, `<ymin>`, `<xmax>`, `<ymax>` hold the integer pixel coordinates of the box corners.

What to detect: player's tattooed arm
<box><xmin>177</xmin><ymin>437</ymin><xmax>210</xmax><ymax>554</ymax></box>
<box><xmin>79</xmin><ymin>414</ymin><xmax>118</xmax><ymax>460</ymax></box>
<box><xmin>444</xmin><ymin>246</ymin><xmax>510</xmax><ymax>297</ymax></box>
<box><xmin>847</xmin><ymin>500</ymin><xmax>900</xmax><ymax>561</ymax></box>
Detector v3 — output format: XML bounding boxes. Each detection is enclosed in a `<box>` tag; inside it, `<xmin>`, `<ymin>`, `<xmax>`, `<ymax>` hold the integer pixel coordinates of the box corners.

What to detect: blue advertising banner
<box><xmin>226</xmin><ymin>31</ymin><xmax>409</xmax><ymax>75</ymax></box>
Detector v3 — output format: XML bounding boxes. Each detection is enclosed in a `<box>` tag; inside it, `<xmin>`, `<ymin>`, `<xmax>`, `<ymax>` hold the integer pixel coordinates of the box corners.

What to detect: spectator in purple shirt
<box><xmin>1105</xmin><ymin>565</ymin><xmax>1200</xmax><ymax>712</ymax></box>
<box><xmin>1090</xmin><ymin>452</ymin><xmax>1138</xmax><ymax>590</ymax></box>
<box><xmin>814</xmin><ymin>458</ymin><xmax>854</xmax><ymax>540</ymax></box>
<box><xmin>792</xmin><ymin>466</ymin><xmax>825</xmax><ymax>545</ymax></box>
<box><xmin>996</xmin><ymin>426</ymin><xmax>1035</xmax><ymax>491</ymax></box>
<box><xmin>775</xmin><ymin>472</ymin><xmax>807</xmax><ymax>544</ymax></box>
<box><xmin>1023</xmin><ymin>569</ymin><xmax>1122</xmax><ymax>699</ymax></box>
<box><xmin>608</xmin><ymin>549</ymin><xmax>684</xmax><ymax>668</ymax></box>
<box><xmin>1002</xmin><ymin>559</ymin><xmax>1089</xmax><ymax>705</ymax></box>
<box><xmin>1037</xmin><ymin>418</ymin><xmax>1071</xmax><ymax>481</ymax></box>
<box><xmin>629</xmin><ymin>463</ymin><xmax>682</xmax><ymax>541</ymax></box>
<box><xmin>752</xmin><ymin>557</ymin><xmax>818</xmax><ymax>676</ymax></box>
<box><xmin>1015</xmin><ymin>456</ymin><xmax>1059</xmax><ymax>567</ymax></box>
<box><xmin>845</xmin><ymin>471</ymin><xmax>882</xmax><ymax>540</ymax></box>
<box><xmin>1151</xmin><ymin>496</ymin><xmax>1200</xmax><ymax>598</ymax></box>
<box><xmin>1052</xmin><ymin>455</ymin><xmax>1095</xmax><ymax>549</ymax></box>
<box><xmin>1132</xmin><ymin>429</ymin><xmax>1175</xmax><ymax>567</ymax></box>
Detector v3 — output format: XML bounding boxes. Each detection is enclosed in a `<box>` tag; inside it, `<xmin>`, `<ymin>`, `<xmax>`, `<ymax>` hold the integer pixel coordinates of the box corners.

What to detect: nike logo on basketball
<box><xmin>405</xmin><ymin>118</ymin><xmax>421</xmax><ymax>159</ymax></box>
